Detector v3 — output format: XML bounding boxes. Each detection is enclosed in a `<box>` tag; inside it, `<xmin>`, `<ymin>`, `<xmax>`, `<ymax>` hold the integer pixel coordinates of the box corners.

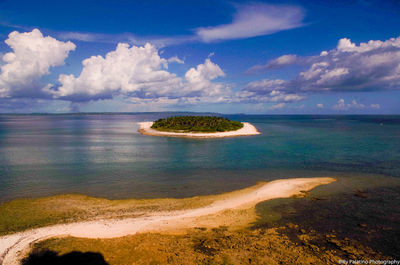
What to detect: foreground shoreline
<box><xmin>0</xmin><ymin>177</ymin><xmax>335</xmax><ymax>265</ymax></box>
<box><xmin>138</xmin><ymin>121</ymin><xmax>260</xmax><ymax>138</ymax></box>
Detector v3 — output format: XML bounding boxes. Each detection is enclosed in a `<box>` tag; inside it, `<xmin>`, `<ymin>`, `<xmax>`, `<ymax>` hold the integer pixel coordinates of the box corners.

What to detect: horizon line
<box><xmin>0</xmin><ymin>112</ymin><xmax>398</xmax><ymax>116</ymax></box>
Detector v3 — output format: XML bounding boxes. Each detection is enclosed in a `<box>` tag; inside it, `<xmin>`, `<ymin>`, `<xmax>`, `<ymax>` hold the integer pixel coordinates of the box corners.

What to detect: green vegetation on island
<box><xmin>151</xmin><ymin>116</ymin><xmax>243</xmax><ymax>133</ymax></box>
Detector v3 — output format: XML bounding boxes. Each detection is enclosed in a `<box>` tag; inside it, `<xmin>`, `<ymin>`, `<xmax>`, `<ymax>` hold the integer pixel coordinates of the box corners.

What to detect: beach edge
<box><xmin>138</xmin><ymin>121</ymin><xmax>260</xmax><ymax>138</ymax></box>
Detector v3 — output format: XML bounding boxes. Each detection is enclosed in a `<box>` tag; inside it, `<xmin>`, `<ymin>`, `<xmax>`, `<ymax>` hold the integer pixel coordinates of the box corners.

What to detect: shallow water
<box><xmin>254</xmin><ymin>174</ymin><xmax>400</xmax><ymax>259</ymax></box>
<box><xmin>0</xmin><ymin>114</ymin><xmax>399</xmax><ymax>202</ymax></box>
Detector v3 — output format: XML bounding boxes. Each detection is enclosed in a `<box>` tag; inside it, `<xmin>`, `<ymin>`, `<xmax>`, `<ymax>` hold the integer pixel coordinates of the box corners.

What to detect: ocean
<box><xmin>0</xmin><ymin>113</ymin><xmax>399</xmax><ymax>202</ymax></box>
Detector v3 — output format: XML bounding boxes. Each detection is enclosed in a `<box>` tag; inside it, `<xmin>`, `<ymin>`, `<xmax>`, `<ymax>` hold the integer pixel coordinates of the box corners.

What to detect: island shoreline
<box><xmin>138</xmin><ymin>121</ymin><xmax>260</xmax><ymax>138</ymax></box>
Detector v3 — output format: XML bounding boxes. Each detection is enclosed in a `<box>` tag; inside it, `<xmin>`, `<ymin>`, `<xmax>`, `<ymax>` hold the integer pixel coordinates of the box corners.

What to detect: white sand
<box><xmin>138</xmin><ymin>121</ymin><xmax>260</xmax><ymax>138</ymax></box>
<box><xmin>0</xmin><ymin>177</ymin><xmax>335</xmax><ymax>265</ymax></box>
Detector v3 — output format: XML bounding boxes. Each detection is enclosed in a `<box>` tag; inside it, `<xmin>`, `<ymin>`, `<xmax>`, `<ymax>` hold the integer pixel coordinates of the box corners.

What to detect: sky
<box><xmin>0</xmin><ymin>0</ymin><xmax>400</xmax><ymax>114</ymax></box>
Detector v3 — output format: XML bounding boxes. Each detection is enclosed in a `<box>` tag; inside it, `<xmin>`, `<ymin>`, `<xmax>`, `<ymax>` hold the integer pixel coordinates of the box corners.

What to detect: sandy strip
<box><xmin>138</xmin><ymin>121</ymin><xmax>260</xmax><ymax>138</ymax></box>
<box><xmin>0</xmin><ymin>177</ymin><xmax>335</xmax><ymax>265</ymax></box>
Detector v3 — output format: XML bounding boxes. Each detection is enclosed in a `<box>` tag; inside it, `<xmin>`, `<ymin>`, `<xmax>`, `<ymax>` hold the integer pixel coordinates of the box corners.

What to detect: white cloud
<box><xmin>57</xmin><ymin>32</ymin><xmax>98</xmax><ymax>42</ymax></box>
<box><xmin>299</xmin><ymin>62</ymin><xmax>329</xmax><ymax>80</ymax></box>
<box><xmin>244</xmin><ymin>79</ymin><xmax>288</xmax><ymax>92</ymax></box>
<box><xmin>316</xmin><ymin>67</ymin><xmax>349</xmax><ymax>85</ymax></box>
<box><xmin>52</xmin><ymin>43</ymin><xmax>181</xmax><ymax>100</ymax></box>
<box><xmin>370</xmin><ymin>103</ymin><xmax>380</xmax><ymax>109</ymax></box>
<box><xmin>270</xmin><ymin>91</ymin><xmax>304</xmax><ymax>102</ymax></box>
<box><xmin>56</xmin><ymin>30</ymin><xmax>198</xmax><ymax>48</ymax></box>
<box><xmin>333</xmin><ymin>98</ymin><xmax>345</xmax><ymax>109</ymax></box>
<box><xmin>184</xmin><ymin>58</ymin><xmax>226</xmax><ymax>95</ymax></box>
<box><xmin>268</xmin><ymin>103</ymin><xmax>286</xmax><ymax>110</ymax></box>
<box><xmin>333</xmin><ymin>99</ymin><xmax>365</xmax><ymax>110</ymax></box>
<box><xmin>195</xmin><ymin>3</ymin><xmax>304</xmax><ymax>42</ymax></box>
<box><xmin>50</xmin><ymin>43</ymin><xmax>227</xmax><ymax>103</ymax></box>
<box><xmin>298</xmin><ymin>37</ymin><xmax>400</xmax><ymax>91</ymax></box>
<box><xmin>248</xmin><ymin>36</ymin><xmax>400</xmax><ymax>92</ymax></box>
<box><xmin>236</xmin><ymin>79</ymin><xmax>304</xmax><ymax>103</ymax></box>
<box><xmin>167</xmin><ymin>56</ymin><xmax>184</xmax><ymax>64</ymax></box>
<box><xmin>337</xmin><ymin>38</ymin><xmax>356</xmax><ymax>52</ymax></box>
<box><xmin>248</xmin><ymin>54</ymin><xmax>298</xmax><ymax>73</ymax></box>
<box><xmin>265</xmin><ymin>54</ymin><xmax>298</xmax><ymax>69</ymax></box>
<box><xmin>317</xmin><ymin>103</ymin><xmax>324</xmax><ymax>108</ymax></box>
<box><xmin>185</xmin><ymin>58</ymin><xmax>224</xmax><ymax>82</ymax></box>
<box><xmin>0</xmin><ymin>29</ymin><xmax>75</xmax><ymax>98</ymax></box>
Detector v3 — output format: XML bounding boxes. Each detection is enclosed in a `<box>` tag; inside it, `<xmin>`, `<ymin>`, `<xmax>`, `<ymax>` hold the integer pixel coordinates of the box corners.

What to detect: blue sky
<box><xmin>0</xmin><ymin>0</ymin><xmax>400</xmax><ymax>114</ymax></box>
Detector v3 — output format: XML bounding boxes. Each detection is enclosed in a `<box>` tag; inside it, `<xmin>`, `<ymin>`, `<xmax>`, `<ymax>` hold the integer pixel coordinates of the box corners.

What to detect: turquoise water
<box><xmin>0</xmin><ymin>114</ymin><xmax>399</xmax><ymax>202</ymax></box>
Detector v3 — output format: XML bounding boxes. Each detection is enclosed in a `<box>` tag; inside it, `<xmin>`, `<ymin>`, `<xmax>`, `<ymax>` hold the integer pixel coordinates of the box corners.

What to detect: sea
<box><xmin>0</xmin><ymin>113</ymin><xmax>399</xmax><ymax>203</ymax></box>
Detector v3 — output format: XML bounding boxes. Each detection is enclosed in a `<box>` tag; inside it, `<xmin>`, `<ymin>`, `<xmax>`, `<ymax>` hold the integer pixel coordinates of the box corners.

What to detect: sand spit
<box><xmin>0</xmin><ymin>177</ymin><xmax>335</xmax><ymax>265</ymax></box>
<box><xmin>138</xmin><ymin>121</ymin><xmax>260</xmax><ymax>138</ymax></box>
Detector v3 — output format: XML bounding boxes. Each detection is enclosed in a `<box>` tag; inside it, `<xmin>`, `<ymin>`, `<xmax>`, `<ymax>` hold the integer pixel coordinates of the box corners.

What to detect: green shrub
<box><xmin>151</xmin><ymin>116</ymin><xmax>243</xmax><ymax>132</ymax></box>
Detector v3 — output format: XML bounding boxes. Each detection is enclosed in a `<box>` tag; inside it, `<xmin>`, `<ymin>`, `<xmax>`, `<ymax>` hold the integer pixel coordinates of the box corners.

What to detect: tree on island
<box><xmin>151</xmin><ymin>116</ymin><xmax>243</xmax><ymax>133</ymax></box>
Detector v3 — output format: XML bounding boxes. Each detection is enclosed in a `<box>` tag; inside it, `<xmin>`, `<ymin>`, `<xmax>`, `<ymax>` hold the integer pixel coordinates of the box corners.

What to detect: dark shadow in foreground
<box><xmin>22</xmin><ymin>250</ymin><xmax>109</xmax><ymax>265</ymax></box>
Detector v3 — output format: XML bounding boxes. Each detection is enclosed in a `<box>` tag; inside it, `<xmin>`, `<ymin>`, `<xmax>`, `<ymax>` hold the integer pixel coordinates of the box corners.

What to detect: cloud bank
<box><xmin>0</xmin><ymin>29</ymin><xmax>393</xmax><ymax>111</ymax></box>
<box><xmin>248</xmin><ymin>36</ymin><xmax>400</xmax><ymax>93</ymax></box>
<box><xmin>0</xmin><ymin>29</ymin><xmax>230</xmax><ymax>106</ymax></box>
<box><xmin>48</xmin><ymin>43</ymin><xmax>227</xmax><ymax>104</ymax></box>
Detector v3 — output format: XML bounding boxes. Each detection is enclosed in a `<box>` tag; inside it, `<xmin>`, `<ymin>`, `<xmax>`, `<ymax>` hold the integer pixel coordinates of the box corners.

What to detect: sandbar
<box><xmin>0</xmin><ymin>177</ymin><xmax>335</xmax><ymax>265</ymax></box>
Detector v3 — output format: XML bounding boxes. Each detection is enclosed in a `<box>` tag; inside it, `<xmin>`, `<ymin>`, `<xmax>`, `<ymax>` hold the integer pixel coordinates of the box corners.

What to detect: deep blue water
<box><xmin>0</xmin><ymin>113</ymin><xmax>399</xmax><ymax>202</ymax></box>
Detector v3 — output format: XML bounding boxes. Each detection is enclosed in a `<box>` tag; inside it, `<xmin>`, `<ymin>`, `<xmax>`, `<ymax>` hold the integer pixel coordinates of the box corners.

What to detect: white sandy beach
<box><xmin>138</xmin><ymin>121</ymin><xmax>260</xmax><ymax>138</ymax></box>
<box><xmin>0</xmin><ymin>177</ymin><xmax>335</xmax><ymax>265</ymax></box>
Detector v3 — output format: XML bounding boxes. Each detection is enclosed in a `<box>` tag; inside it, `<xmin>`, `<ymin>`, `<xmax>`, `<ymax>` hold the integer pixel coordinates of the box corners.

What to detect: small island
<box><xmin>138</xmin><ymin>116</ymin><xmax>260</xmax><ymax>138</ymax></box>
<box><xmin>152</xmin><ymin>116</ymin><xmax>243</xmax><ymax>132</ymax></box>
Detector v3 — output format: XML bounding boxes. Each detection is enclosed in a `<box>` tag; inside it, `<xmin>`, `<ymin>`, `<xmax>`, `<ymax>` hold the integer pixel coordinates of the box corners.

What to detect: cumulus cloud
<box><xmin>248</xmin><ymin>36</ymin><xmax>400</xmax><ymax>92</ymax></box>
<box><xmin>49</xmin><ymin>43</ymin><xmax>227</xmax><ymax>103</ymax></box>
<box><xmin>336</xmin><ymin>38</ymin><xmax>357</xmax><ymax>52</ymax></box>
<box><xmin>0</xmin><ymin>29</ymin><xmax>76</xmax><ymax>98</ymax></box>
<box><xmin>317</xmin><ymin>103</ymin><xmax>324</xmax><ymax>108</ymax></box>
<box><xmin>195</xmin><ymin>3</ymin><xmax>304</xmax><ymax>42</ymax></box>
<box><xmin>333</xmin><ymin>99</ymin><xmax>366</xmax><ymax>110</ymax></box>
<box><xmin>0</xmin><ymin>29</ymin><xmax>231</xmax><ymax>106</ymax></box>
<box><xmin>51</xmin><ymin>43</ymin><xmax>179</xmax><ymax>101</ymax></box>
<box><xmin>184</xmin><ymin>58</ymin><xmax>226</xmax><ymax>96</ymax></box>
